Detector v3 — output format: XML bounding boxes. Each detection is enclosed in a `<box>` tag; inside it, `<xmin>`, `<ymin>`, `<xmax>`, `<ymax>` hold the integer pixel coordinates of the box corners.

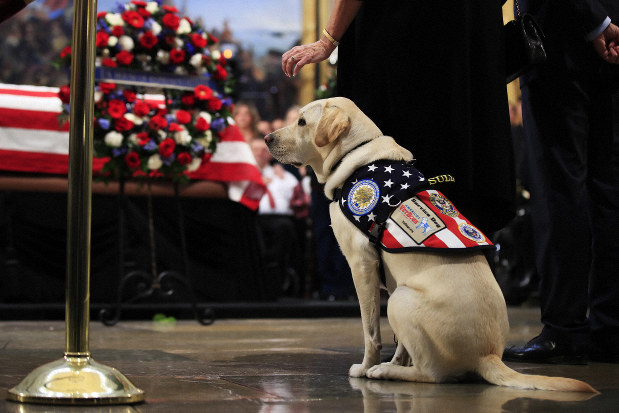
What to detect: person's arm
<box><xmin>0</xmin><ymin>0</ymin><xmax>35</xmax><ymax>24</ymax></box>
<box><xmin>591</xmin><ymin>21</ymin><xmax>619</xmax><ymax>64</ymax></box>
<box><xmin>282</xmin><ymin>0</ymin><xmax>362</xmax><ymax>77</ymax></box>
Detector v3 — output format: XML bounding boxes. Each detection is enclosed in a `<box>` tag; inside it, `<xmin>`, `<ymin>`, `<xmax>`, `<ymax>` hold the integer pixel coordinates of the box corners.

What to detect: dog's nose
<box><xmin>264</xmin><ymin>133</ymin><xmax>273</xmax><ymax>144</ymax></box>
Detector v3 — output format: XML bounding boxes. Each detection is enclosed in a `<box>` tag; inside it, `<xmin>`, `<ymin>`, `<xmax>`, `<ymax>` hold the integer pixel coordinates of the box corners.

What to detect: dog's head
<box><xmin>265</xmin><ymin>97</ymin><xmax>383</xmax><ymax>183</ymax></box>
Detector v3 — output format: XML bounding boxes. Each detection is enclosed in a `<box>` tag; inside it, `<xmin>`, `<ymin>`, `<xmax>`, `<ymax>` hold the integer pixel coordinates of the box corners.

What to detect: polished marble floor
<box><xmin>1</xmin><ymin>306</ymin><xmax>618</xmax><ymax>412</ymax></box>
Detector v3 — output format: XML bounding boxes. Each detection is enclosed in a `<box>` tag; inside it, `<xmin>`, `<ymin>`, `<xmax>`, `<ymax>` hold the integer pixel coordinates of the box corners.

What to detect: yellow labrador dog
<box><xmin>265</xmin><ymin>97</ymin><xmax>595</xmax><ymax>393</ymax></box>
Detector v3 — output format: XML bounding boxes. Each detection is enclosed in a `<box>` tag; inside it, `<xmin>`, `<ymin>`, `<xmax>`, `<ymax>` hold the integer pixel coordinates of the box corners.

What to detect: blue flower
<box><xmin>212</xmin><ymin>118</ymin><xmax>226</xmax><ymax>132</ymax></box>
<box><xmin>144</xmin><ymin>141</ymin><xmax>157</xmax><ymax>151</ymax></box>
<box><xmin>112</xmin><ymin>147</ymin><xmax>128</xmax><ymax>157</ymax></box>
<box><xmin>162</xmin><ymin>154</ymin><xmax>176</xmax><ymax>165</ymax></box>
<box><xmin>98</xmin><ymin>118</ymin><xmax>111</xmax><ymax>130</ymax></box>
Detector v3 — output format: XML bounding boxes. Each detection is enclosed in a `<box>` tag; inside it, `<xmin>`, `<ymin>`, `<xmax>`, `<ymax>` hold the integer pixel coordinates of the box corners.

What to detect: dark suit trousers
<box><xmin>521</xmin><ymin>73</ymin><xmax>619</xmax><ymax>347</ymax></box>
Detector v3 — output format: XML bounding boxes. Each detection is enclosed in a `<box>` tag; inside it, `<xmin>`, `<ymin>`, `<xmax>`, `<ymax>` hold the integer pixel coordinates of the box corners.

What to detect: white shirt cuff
<box><xmin>586</xmin><ymin>16</ymin><xmax>611</xmax><ymax>41</ymax></box>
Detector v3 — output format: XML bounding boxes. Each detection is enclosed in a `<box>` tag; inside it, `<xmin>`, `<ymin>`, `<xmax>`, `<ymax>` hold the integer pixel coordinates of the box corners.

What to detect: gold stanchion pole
<box><xmin>6</xmin><ymin>0</ymin><xmax>144</xmax><ymax>405</ymax></box>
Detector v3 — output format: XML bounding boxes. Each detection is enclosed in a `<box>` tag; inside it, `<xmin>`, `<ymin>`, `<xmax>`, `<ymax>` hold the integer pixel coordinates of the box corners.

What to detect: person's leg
<box><xmin>503</xmin><ymin>77</ymin><xmax>591</xmax><ymax>363</ymax></box>
<box><xmin>587</xmin><ymin>81</ymin><xmax>619</xmax><ymax>362</ymax></box>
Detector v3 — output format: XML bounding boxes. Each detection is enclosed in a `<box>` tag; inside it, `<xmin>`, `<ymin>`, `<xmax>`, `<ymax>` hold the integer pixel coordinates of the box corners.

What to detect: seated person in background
<box><xmin>250</xmin><ymin>138</ymin><xmax>303</xmax><ymax>298</ymax></box>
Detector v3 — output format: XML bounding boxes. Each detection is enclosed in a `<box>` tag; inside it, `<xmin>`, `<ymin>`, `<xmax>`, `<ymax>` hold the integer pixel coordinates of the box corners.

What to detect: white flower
<box><xmin>104</xmin><ymin>131</ymin><xmax>124</xmax><ymax>147</ymax></box>
<box><xmin>157</xmin><ymin>50</ymin><xmax>170</xmax><ymax>64</ymax></box>
<box><xmin>146</xmin><ymin>1</ymin><xmax>159</xmax><ymax>14</ymax></box>
<box><xmin>186</xmin><ymin>157</ymin><xmax>202</xmax><ymax>172</ymax></box>
<box><xmin>128</xmin><ymin>133</ymin><xmax>140</xmax><ymax>145</ymax></box>
<box><xmin>118</xmin><ymin>35</ymin><xmax>135</xmax><ymax>51</ymax></box>
<box><xmin>211</xmin><ymin>50</ymin><xmax>221</xmax><ymax>60</ymax></box>
<box><xmin>196</xmin><ymin>131</ymin><xmax>213</xmax><ymax>147</ymax></box>
<box><xmin>174</xmin><ymin>66</ymin><xmax>188</xmax><ymax>75</ymax></box>
<box><xmin>177</xmin><ymin>18</ymin><xmax>192</xmax><ymax>35</ymax></box>
<box><xmin>147</xmin><ymin>154</ymin><xmax>162</xmax><ymax>170</ymax></box>
<box><xmin>124</xmin><ymin>113</ymin><xmax>143</xmax><ymax>125</ymax></box>
<box><xmin>106</xmin><ymin>13</ymin><xmax>124</xmax><ymax>27</ymax></box>
<box><xmin>198</xmin><ymin>111</ymin><xmax>212</xmax><ymax>124</ymax></box>
<box><xmin>136</xmin><ymin>53</ymin><xmax>151</xmax><ymax>63</ymax></box>
<box><xmin>189</xmin><ymin>53</ymin><xmax>203</xmax><ymax>68</ymax></box>
<box><xmin>158</xmin><ymin>130</ymin><xmax>167</xmax><ymax>140</ymax></box>
<box><xmin>107</xmin><ymin>36</ymin><xmax>118</xmax><ymax>47</ymax></box>
<box><xmin>150</xmin><ymin>20</ymin><xmax>162</xmax><ymax>36</ymax></box>
<box><xmin>174</xmin><ymin>37</ymin><xmax>184</xmax><ymax>48</ymax></box>
<box><xmin>174</xmin><ymin>128</ymin><xmax>192</xmax><ymax>145</ymax></box>
<box><xmin>227</xmin><ymin>116</ymin><xmax>235</xmax><ymax>125</ymax></box>
<box><xmin>94</xmin><ymin>90</ymin><xmax>103</xmax><ymax>103</ymax></box>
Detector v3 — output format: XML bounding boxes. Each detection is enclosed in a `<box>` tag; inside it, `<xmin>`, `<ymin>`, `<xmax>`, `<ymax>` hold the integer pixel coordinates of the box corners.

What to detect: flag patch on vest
<box><xmin>336</xmin><ymin>161</ymin><xmax>494</xmax><ymax>253</ymax></box>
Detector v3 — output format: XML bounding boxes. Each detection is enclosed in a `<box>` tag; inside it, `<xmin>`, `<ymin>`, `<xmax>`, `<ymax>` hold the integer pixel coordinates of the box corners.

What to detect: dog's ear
<box><xmin>314</xmin><ymin>103</ymin><xmax>351</xmax><ymax>147</ymax></box>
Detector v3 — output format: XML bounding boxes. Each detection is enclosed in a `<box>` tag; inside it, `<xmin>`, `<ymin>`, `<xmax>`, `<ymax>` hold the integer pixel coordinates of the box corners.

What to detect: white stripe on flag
<box><xmin>385</xmin><ymin>218</ymin><xmax>423</xmax><ymax>248</ymax></box>
<box><xmin>0</xmin><ymin>128</ymin><xmax>69</xmax><ymax>154</ymax></box>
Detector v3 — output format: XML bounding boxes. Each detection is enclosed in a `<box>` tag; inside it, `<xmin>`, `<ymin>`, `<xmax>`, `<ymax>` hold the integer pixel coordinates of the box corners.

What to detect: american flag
<box><xmin>0</xmin><ymin>83</ymin><xmax>265</xmax><ymax>210</ymax></box>
<box><xmin>337</xmin><ymin>160</ymin><xmax>494</xmax><ymax>252</ymax></box>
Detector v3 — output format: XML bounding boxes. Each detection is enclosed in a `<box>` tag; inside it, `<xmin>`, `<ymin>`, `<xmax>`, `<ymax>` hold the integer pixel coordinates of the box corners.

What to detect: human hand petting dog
<box><xmin>282</xmin><ymin>39</ymin><xmax>336</xmax><ymax>77</ymax></box>
<box><xmin>592</xmin><ymin>22</ymin><xmax>619</xmax><ymax>64</ymax></box>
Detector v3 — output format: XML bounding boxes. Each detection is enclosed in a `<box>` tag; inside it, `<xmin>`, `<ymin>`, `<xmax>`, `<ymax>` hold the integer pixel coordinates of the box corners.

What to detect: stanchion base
<box><xmin>6</xmin><ymin>355</ymin><xmax>144</xmax><ymax>405</ymax></box>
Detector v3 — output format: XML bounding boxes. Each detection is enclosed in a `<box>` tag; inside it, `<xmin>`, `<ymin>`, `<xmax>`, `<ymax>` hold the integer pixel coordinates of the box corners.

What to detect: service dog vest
<box><xmin>333</xmin><ymin>160</ymin><xmax>494</xmax><ymax>253</ymax></box>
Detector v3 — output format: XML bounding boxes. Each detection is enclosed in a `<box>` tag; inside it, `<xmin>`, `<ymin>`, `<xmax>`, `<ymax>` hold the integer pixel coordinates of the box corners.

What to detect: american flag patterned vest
<box><xmin>334</xmin><ymin>160</ymin><xmax>494</xmax><ymax>253</ymax></box>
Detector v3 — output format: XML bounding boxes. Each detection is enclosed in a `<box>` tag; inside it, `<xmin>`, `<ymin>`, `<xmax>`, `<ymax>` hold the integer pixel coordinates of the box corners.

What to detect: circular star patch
<box><xmin>458</xmin><ymin>223</ymin><xmax>486</xmax><ymax>243</ymax></box>
<box><xmin>429</xmin><ymin>193</ymin><xmax>459</xmax><ymax>217</ymax></box>
<box><xmin>347</xmin><ymin>179</ymin><xmax>380</xmax><ymax>216</ymax></box>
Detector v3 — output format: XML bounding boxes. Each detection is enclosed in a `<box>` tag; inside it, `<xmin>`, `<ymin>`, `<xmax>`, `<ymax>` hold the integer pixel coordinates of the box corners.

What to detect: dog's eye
<box><xmin>298</xmin><ymin>118</ymin><xmax>306</xmax><ymax>127</ymax></box>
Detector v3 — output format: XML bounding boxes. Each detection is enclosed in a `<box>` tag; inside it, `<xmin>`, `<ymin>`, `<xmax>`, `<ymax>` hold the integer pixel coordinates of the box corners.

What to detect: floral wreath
<box><xmin>57</xmin><ymin>0</ymin><xmax>237</xmax><ymax>182</ymax></box>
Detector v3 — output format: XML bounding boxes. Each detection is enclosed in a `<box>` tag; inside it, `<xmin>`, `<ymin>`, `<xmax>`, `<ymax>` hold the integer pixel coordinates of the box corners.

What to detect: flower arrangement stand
<box><xmin>99</xmin><ymin>179</ymin><xmax>215</xmax><ymax>326</ymax></box>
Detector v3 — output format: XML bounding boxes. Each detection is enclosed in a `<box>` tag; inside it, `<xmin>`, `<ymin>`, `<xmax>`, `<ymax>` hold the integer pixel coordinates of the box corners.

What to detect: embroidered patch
<box><xmin>390</xmin><ymin>196</ymin><xmax>446</xmax><ymax>244</ymax></box>
<box><xmin>347</xmin><ymin>179</ymin><xmax>380</xmax><ymax>216</ymax></box>
<box><xmin>429</xmin><ymin>192</ymin><xmax>459</xmax><ymax>217</ymax></box>
<box><xmin>458</xmin><ymin>223</ymin><xmax>486</xmax><ymax>243</ymax></box>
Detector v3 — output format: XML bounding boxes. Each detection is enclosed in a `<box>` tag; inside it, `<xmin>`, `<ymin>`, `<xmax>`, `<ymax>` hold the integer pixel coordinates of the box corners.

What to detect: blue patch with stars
<box><xmin>338</xmin><ymin>160</ymin><xmax>429</xmax><ymax>228</ymax></box>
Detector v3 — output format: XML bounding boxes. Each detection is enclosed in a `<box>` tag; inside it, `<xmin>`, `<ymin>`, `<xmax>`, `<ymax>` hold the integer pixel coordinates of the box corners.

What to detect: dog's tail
<box><xmin>476</xmin><ymin>355</ymin><xmax>597</xmax><ymax>393</ymax></box>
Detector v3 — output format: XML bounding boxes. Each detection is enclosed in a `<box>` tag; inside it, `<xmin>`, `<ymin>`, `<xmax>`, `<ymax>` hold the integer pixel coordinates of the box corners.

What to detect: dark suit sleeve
<box><xmin>564</xmin><ymin>0</ymin><xmax>610</xmax><ymax>35</ymax></box>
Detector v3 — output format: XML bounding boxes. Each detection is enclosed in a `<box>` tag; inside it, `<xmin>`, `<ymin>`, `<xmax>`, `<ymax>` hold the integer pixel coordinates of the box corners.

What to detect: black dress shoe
<box><xmin>502</xmin><ymin>335</ymin><xmax>588</xmax><ymax>365</ymax></box>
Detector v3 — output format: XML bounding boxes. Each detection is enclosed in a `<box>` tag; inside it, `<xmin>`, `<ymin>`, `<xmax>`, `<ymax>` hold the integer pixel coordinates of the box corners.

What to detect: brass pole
<box><xmin>7</xmin><ymin>0</ymin><xmax>144</xmax><ymax>404</ymax></box>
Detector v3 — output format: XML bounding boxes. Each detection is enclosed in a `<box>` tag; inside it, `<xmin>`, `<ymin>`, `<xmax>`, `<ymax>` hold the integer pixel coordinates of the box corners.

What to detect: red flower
<box><xmin>177</xmin><ymin>152</ymin><xmax>192</xmax><ymax>165</ymax></box>
<box><xmin>169</xmin><ymin>48</ymin><xmax>186</xmax><ymax>64</ymax></box>
<box><xmin>122</xmin><ymin>10</ymin><xmax>144</xmax><ymax>29</ymax></box>
<box><xmin>111</xmin><ymin>26</ymin><xmax>124</xmax><ymax>37</ymax></box>
<box><xmin>108</xmin><ymin>99</ymin><xmax>127</xmax><ymax>119</ymax></box>
<box><xmin>125</xmin><ymin>151</ymin><xmax>141</xmax><ymax>169</ymax></box>
<box><xmin>115</xmin><ymin>50</ymin><xmax>134</xmax><ymax>66</ymax></box>
<box><xmin>60</xmin><ymin>45</ymin><xmax>71</xmax><ymax>58</ymax></box>
<box><xmin>133</xmin><ymin>100</ymin><xmax>150</xmax><ymax>117</ymax></box>
<box><xmin>114</xmin><ymin>116</ymin><xmax>134</xmax><ymax>132</ymax></box>
<box><xmin>213</xmin><ymin>64</ymin><xmax>227</xmax><ymax>81</ymax></box>
<box><xmin>136</xmin><ymin>7</ymin><xmax>151</xmax><ymax>18</ymax></box>
<box><xmin>208</xmin><ymin>34</ymin><xmax>219</xmax><ymax>45</ymax></box>
<box><xmin>190</xmin><ymin>33</ymin><xmax>207</xmax><ymax>48</ymax></box>
<box><xmin>162</xmin><ymin>13</ymin><xmax>180</xmax><ymax>31</ymax></box>
<box><xmin>99</xmin><ymin>82</ymin><xmax>116</xmax><ymax>94</ymax></box>
<box><xmin>137</xmin><ymin>132</ymin><xmax>150</xmax><ymax>145</ymax></box>
<box><xmin>162</xmin><ymin>5</ymin><xmax>179</xmax><ymax>13</ymax></box>
<box><xmin>175</xmin><ymin>110</ymin><xmax>191</xmax><ymax>124</ymax></box>
<box><xmin>58</xmin><ymin>85</ymin><xmax>71</xmax><ymax>104</ymax></box>
<box><xmin>168</xmin><ymin>122</ymin><xmax>184</xmax><ymax>132</ymax></box>
<box><xmin>207</xmin><ymin>98</ymin><xmax>222</xmax><ymax>111</ymax></box>
<box><xmin>102</xmin><ymin>57</ymin><xmax>117</xmax><ymax>67</ymax></box>
<box><xmin>97</xmin><ymin>11</ymin><xmax>107</xmax><ymax>20</ymax></box>
<box><xmin>139</xmin><ymin>30</ymin><xmax>158</xmax><ymax>49</ymax></box>
<box><xmin>181</xmin><ymin>92</ymin><xmax>195</xmax><ymax>106</ymax></box>
<box><xmin>159</xmin><ymin>138</ymin><xmax>176</xmax><ymax>158</ymax></box>
<box><xmin>148</xmin><ymin>115</ymin><xmax>168</xmax><ymax>130</ymax></box>
<box><xmin>123</xmin><ymin>89</ymin><xmax>137</xmax><ymax>103</ymax></box>
<box><xmin>195</xmin><ymin>117</ymin><xmax>210</xmax><ymax>132</ymax></box>
<box><xmin>194</xmin><ymin>85</ymin><xmax>213</xmax><ymax>100</ymax></box>
<box><xmin>96</xmin><ymin>31</ymin><xmax>109</xmax><ymax>48</ymax></box>
<box><xmin>131</xmin><ymin>0</ymin><xmax>147</xmax><ymax>5</ymax></box>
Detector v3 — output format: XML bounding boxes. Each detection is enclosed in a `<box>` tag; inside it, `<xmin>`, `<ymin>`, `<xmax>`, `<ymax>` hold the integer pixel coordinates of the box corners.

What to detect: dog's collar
<box><xmin>328</xmin><ymin>140</ymin><xmax>374</xmax><ymax>176</ymax></box>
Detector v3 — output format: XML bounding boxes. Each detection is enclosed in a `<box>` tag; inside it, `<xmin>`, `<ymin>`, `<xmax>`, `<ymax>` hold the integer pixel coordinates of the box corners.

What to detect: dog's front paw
<box><xmin>366</xmin><ymin>363</ymin><xmax>390</xmax><ymax>380</ymax></box>
<box><xmin>349</xmin><ymin>363</ymin><xmax>368</xmax><ymax>378</ymax></box>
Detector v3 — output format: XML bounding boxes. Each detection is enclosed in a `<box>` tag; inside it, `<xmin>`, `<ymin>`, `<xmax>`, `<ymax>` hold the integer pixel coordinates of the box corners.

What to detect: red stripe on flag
<box><xmin>0</xmin><ymin>88</ymin><xmax>61</xmax><ymax>98</ymax></box>
<box><xmin>381</xmin><ymin>229</ymin><xmax>405</xmax><ymax>249</ymax></box>
<box><xmin>0</xmin><ymin>108</ymin><xmax>70</xmax><ymax>131</ymax></box>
